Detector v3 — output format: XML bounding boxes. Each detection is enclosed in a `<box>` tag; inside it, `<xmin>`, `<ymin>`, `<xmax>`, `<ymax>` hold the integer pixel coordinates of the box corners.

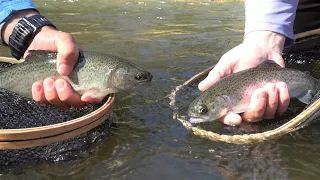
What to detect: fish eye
<box><xmin>135</xmin><ymin>73</ymin><xmax>144</xmax><ymax>80</ymax></box>
<box><xmin>198</xmin><ymin>105</ymin><xmax>208</xmax><ymax>114</ymax></box>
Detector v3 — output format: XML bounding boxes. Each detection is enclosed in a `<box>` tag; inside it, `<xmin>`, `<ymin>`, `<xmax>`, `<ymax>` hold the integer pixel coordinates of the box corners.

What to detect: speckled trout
<box><xmin>0</xmin><ymin>50</ymin><xmax>152</xmax><ymax>98</ymax></box>
<box><xmin>188</xmin><ymin>60</ymin><xmax>320</xmax><ymax>123</ymax></box>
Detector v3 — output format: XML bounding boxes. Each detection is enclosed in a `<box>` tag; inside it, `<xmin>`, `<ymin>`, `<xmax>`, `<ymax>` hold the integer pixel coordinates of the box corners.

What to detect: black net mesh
<box><xmin>283</xmin><ymin>35</ymin><xmax>320</xmax><ymax>79</ymax></box>
<box><xmin>0</xmin><ymin>88</ymin><xmax>72</xmax><ymax>129</ymax></box>
<box><xmin>281</xmin><ymin>34</ymin><xmax>320</xmax><ymax>129</ymax></box>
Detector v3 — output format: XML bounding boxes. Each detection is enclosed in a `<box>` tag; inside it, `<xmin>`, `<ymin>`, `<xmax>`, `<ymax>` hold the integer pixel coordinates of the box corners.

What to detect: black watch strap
<box><xmin>8</xmin><ymin>15</ymin><xmax>56</xmax><ymax>60</ymax></box>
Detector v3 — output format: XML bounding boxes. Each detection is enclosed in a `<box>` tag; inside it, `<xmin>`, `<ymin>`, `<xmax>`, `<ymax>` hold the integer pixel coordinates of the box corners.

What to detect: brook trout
<box><xmin>0</xmin><ymin>51</ymin><xmax>152</xmax><ymax>98</ymax></box>
<box><xmin>188</xmin><ymin>60</ymin><xmax>320</xmax><ymax>123</ymax></box>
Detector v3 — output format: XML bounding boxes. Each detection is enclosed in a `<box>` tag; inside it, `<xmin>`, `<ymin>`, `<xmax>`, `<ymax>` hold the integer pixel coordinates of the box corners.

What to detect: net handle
<box><xmin>295</xmin><ymin>28</ymin><xmax>320</xmax><ymax>39</ymax></box>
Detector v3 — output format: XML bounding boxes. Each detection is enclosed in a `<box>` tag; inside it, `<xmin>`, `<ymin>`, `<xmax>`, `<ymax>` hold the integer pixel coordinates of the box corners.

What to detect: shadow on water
<box><xmin>1</xmin><ymin>0</ymin><xmax>320</xmax><ymax>179</ymax></box>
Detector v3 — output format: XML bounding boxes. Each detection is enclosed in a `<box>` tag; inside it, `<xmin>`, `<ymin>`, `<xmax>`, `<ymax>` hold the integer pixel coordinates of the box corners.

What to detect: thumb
<box><xmin>55</xmin><ymin>32</ymin><xmax>80</xmax><ymax>76</ymax></box>
<box><xmin>198</xmin><ymin>58</ymin><xmax>233</xmax><ymax>92</ymax></box>
<box><xmin>272</xmin><ymin>53</ymin><xmax>285</xmax><ymax>68</ymax></box>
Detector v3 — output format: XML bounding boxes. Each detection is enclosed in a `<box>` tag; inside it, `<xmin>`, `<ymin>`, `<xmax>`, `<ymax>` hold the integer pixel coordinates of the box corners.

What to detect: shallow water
<box><xmin>1</xmin><ymin>0</ymin><xmax>320</xmax><ymax>179</ymax></box>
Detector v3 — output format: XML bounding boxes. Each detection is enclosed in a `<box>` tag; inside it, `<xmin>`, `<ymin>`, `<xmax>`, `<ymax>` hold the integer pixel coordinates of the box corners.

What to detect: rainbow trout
<box><xmin>0</xmin><ymin>51</ymin><xmax>152</xmax><ymax>98</ymax></box>
<box><xmin>188</xmin><ymin>60</ymin><xmax>320</xmax><ymax>123</ymax></box>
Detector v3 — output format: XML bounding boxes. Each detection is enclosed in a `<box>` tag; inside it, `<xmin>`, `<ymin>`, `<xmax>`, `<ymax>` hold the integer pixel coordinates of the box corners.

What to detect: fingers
<box><xmin>33</xmin><ymin>78</ymin><xmax>69</xmax><ymax>109</ymax></box>
<box><xmin>241</xmin><ymin>82</ymin><xmax>290</xmax><ymax>123</ymax></box>
<box><xmin>55</xmin><ymin>32</ymin><xmax>80</xmax><ymax>76</ymax></box>
<box><xmin>198</xmin><ymin>55</ymin><xmax>234</xmax><ymax>92</ymax></box>
<box><xmin>242</xmin><ymin>89</ymin><xmax>268</xmax><ymax>122</ymax></box>
<box><xmin>32</xmin><ymin>81</ymin><xmax>47</xmax><ymax>103</ymax></box>
<box><xmin>198</xmin><ymin>69</ymin><xmax>226</xmax><ymax>92</ymax></box>
<box><xmin>32</xmin><ymin>78</ymin><xmax>86</xmax><ymax>109</ymax></box>
<box><xmin>272</xmin><ymin>53</ymin><xmax>285</xmax><ymax>68</ymax></box>
<box><xmin>262</xmin><ymin>83</ymin><xmax>278</xmax><ymax>119</ymax></box>
<box><xmin>276</xmin><ymin>82</ymin><xmax>290</xmax><ymax>115</ymax></box>
<box><xmin>220</xmin><ymin>113</ymin><xmax>243</xmax><ymax>126</ymax></box>
<box><xmin>55</xmin><ymin>79</ymin><xmax>86</xmax><ymax>108</ymax></box>
<box><xmin>81</xmin><ymin>94</ymin><xmax>104</xmax><ymax>104</ymax></box>
<box><xmin>220</xmin><ymin>82</ymin><xmax>290</xmax><ymax>126</ymax></box>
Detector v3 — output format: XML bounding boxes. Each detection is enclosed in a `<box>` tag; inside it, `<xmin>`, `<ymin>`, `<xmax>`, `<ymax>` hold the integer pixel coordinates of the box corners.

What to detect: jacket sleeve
<box><xmin>0</xmin><ymin>0</ymin><xmax>38</xmax><ymax>23</ymax></box>
<box><xmin>245</xmin><ymin>0</ymin><xmax>299</xmax><ymax>47</ymax></box>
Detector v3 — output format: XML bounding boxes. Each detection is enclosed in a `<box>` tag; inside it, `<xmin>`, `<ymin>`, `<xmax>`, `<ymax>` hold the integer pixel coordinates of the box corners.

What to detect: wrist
<box><xmin>2</xmin><ymin>9</ymin><xmax>39</xmax><ymax>45</ymax></box>
<box><xmin>244</xmin><ymin>31</ymin><xmax>286</xmax><ymax>54</ymax></box>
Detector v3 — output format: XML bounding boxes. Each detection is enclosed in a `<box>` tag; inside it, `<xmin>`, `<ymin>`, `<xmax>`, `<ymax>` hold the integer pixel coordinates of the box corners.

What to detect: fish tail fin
<box><xmin>295</xmin><ymin>90</ymin><xmax>314</xmax><ymax>104</ymax></box>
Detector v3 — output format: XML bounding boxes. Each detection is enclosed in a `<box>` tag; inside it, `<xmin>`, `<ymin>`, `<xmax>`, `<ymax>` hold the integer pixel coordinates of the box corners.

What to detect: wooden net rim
<box><xmin>0</xmin><ymin>103</ymin><xmax>113</xmax><ymax>150</ymax></box>
<box><xmin>0</xmin><ymin>94</ymin><xmax>115</xmax><ymax>142</ymax></box>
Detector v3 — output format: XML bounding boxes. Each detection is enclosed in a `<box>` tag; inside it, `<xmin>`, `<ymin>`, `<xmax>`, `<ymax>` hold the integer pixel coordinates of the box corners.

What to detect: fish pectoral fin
<box><xmin>189</xmin><ymin>117</ymin><xmax>210</xmax><ymax>124</ymax></box>
<box><xmin>230</xmin><ymin>104</ymin><xmax>250</xmax><ymax>114</ymax></box>
<box><xmin>295</xmin><ymin>90</ymin><xmax>314</xmax><ymax>104</ymax></box>
<box><xmin>83</xmin><ymin>88</ymin><xmax>115</xmax><ymax>99</ymax></box>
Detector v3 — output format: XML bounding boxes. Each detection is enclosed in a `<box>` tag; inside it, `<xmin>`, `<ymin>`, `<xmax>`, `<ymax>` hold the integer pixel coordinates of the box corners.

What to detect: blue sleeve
<box><xmin>245</xmin><ymin>0</ymin><xmax>299</xmax><ymax>47</ymax></box>
<box><xmin>0</xmin><ymin>0</ymin><xmax>38</xmax><ymax>24</ymax></box>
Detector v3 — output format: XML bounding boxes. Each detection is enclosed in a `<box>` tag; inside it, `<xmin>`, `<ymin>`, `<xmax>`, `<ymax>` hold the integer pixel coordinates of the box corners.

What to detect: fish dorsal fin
<box><xmin>258</xmin><ymin>60</ymin><xmax>282</xmax><ymax>68</ymax></box>
<box><xmin>25</xmin><ymin>50</ymin><xmax>54</xmax><ymax>61</ymax></box>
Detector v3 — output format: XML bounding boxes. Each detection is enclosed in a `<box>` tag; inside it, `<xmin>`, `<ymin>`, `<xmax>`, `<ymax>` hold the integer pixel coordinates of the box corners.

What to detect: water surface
<box><xmin>1</xmin><ymin>1</ymin><xmax>319</xmax><ymax>179</ymax></box>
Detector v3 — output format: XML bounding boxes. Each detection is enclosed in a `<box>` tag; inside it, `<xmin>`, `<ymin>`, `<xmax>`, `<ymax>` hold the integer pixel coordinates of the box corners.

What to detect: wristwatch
<box><xmin>8</xmin><ymin>14</ymin><xmax>56</xmax><ymax>60</ymax></box>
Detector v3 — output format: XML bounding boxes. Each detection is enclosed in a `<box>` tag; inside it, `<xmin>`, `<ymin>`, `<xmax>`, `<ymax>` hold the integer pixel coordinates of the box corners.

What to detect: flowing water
<box><xmin>1</xmin><ymin>0</ymin><xmax>320</xmax><ymax>179</ymax></box>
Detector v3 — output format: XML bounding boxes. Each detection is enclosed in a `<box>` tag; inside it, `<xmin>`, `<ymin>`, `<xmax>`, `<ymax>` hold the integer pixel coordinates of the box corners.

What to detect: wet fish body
<box><xmin>188</xmin><ymin>61</ymin><xmax>320</xmax><ymax>123</ymax></box>
<box><xmin>0</xmin><ymin>51</ymin><xmax>152</xmax><ymax>98</ymax></box>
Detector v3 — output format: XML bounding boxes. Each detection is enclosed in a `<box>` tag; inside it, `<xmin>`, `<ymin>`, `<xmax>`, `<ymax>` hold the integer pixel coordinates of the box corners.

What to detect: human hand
<box><xmin>2</xmin><ymin>10</ymin><xmax>102</xmax><ymax>109</ymax></box>
<box><xmin>198</xmin><ymin>31</ymin><xmax>290</xmax><ymax>126</ymax></box>
<box><xmin>28</xmin><ymin>26</ymin><xmax>105</xmax><ymax>109</ymax></box>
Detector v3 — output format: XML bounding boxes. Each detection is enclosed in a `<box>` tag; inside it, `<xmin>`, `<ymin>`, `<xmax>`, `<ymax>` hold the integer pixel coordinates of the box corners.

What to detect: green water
<box><xmin>1</xmin><ymin>0</ymin><xmax>320</xmax><ymax>179</ymax></box>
